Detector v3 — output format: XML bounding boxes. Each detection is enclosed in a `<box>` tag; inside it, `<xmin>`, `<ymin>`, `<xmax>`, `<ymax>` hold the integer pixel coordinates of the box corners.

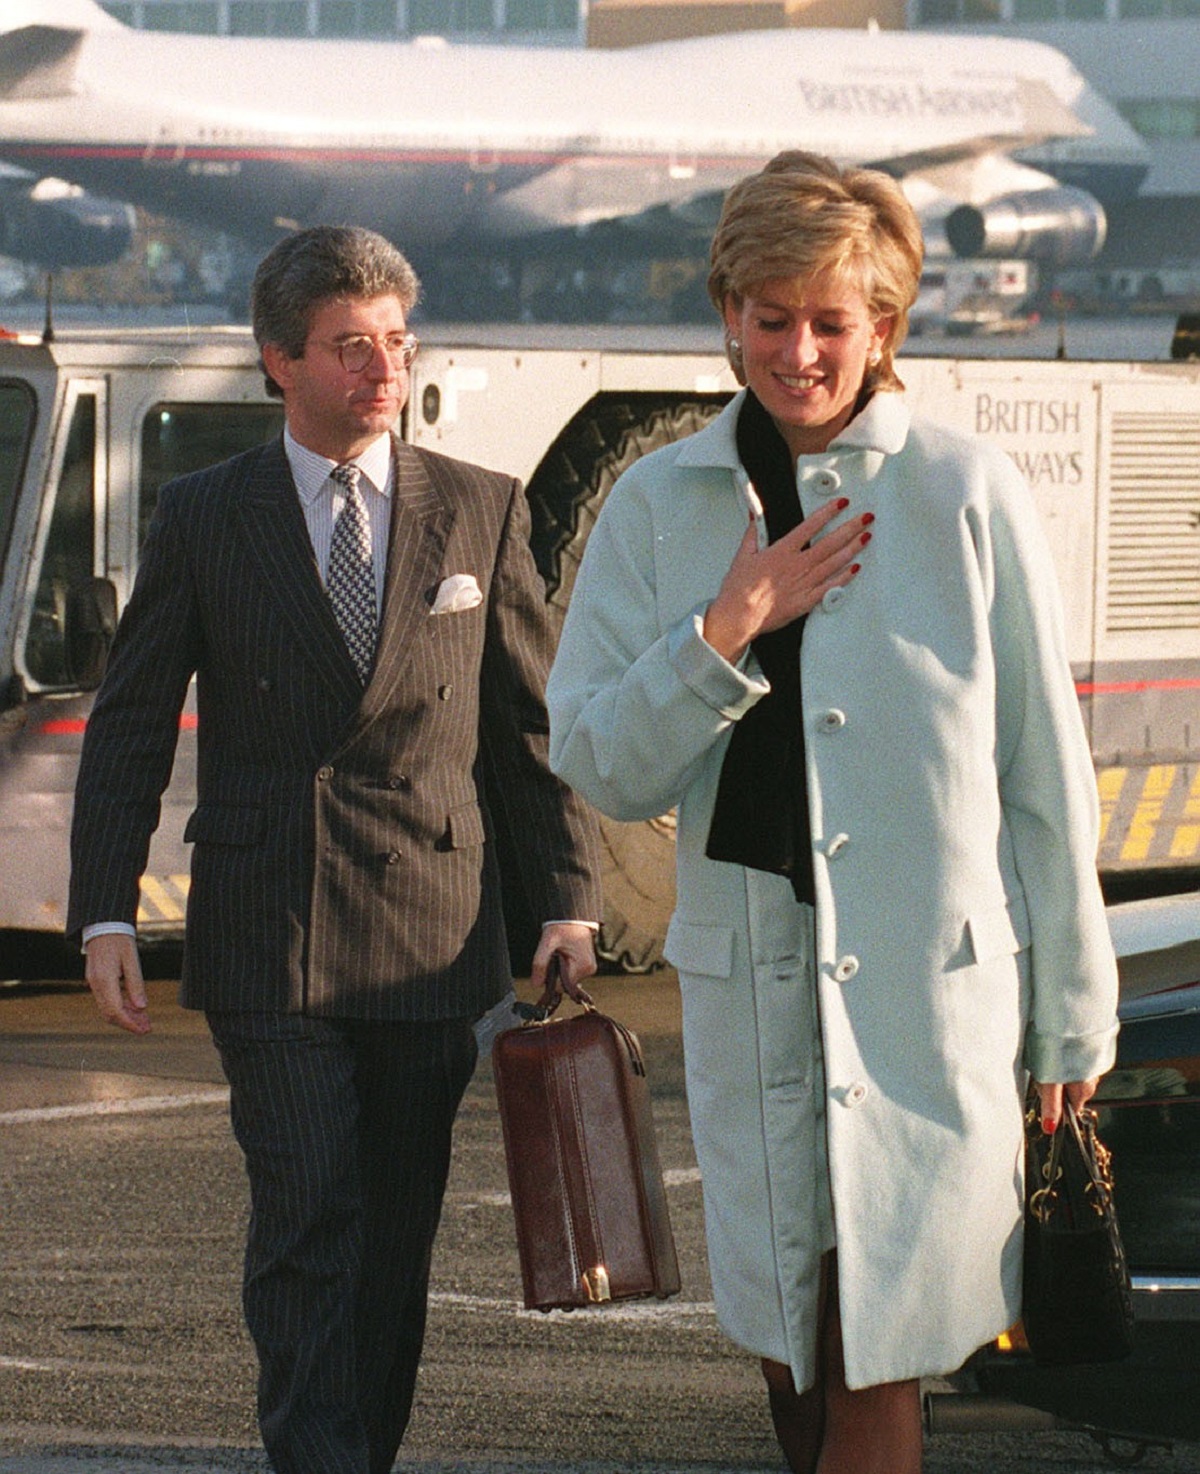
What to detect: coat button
<box><xmin>827</xmin><ymin>833</ymin><xmax>850</xmax><ymax>859</ymax></box>
<box><xmin>818</xmin><ymin>708</ymin><xmax>847</xmax><ymax>733</ymax></box>
<box><xmin>388</xmin><ymin>774</ymin><xmax>411</xmax><ymax>790</ymax></box>
<box><xmin>813</xmin><ymin>469</ymin><xmax>841</xmax><ymax>493</ymax></box>
<box><xmin>845</xmin><ymin>1081</ymin><xmax>870</xmax><ymax>1108</ymax></box>
<box><xmin>385</xmin><ymin>849</ymin><xmax>401</xmax><ymax>865</ymax></box>
<box><xmin>316</xmin><ymin>765</ymin><xmax>333</xmax><ymax>781</ymax></box>
<box><xmin>438</xmin><ymin>683</ymin><xmax>453</xmax><ymax>700</ymax></box>
<box><xmin>821</xmin><ymin>585</ymin><xmax>847</xmax><ymax>613</ymax></box>
<box><xmin>833</xmin><ymin>954</ymin><xmax>859</xmax><ymax>982</ymax></box>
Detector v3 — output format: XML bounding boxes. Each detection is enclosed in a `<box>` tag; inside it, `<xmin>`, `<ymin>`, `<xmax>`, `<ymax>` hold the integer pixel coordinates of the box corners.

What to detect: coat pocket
<box><xmin>664</xmin><ymin>918</ymin><xmax>736</xmax><ymax>979</ymax></box>
<box><xmin>183</xmin><ymin>804</ymin><xmax>266</xmax><ymax>846</ymax></box>
<box><xmin>446</xmin><ymin>800</ymin><xmax>486</xmax><ymax>851</ymax></box>
<box><xmin>966</xmin><ymin>892</ymin><xmax>1032</xmax><ymax>965</ymax></box>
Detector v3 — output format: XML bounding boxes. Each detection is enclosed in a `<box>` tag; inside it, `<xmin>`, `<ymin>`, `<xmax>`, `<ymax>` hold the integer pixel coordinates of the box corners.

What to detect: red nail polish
<box><xmin>861</xmin><ymin>512</ymin><xmax>875</xmax><ymax>526</ymax></box>
<box><xmin>1042</xmin><ymin>1117</ymin><xmax>1057</xmax><ymax>1135</ymax></box>
<box><xmin>860</xmin><ymin>530</ymin><xmax>872</xmax><ymax>546</ymax></box>
<box><xmin>849</xmin><ymin>563</ymin><xmax>861</xmax><ymax>575</ymax></box>
<box><xmin>836</xmin><ymin>497</ymin><xmax>850</xmax><ymax>510</ymax></box>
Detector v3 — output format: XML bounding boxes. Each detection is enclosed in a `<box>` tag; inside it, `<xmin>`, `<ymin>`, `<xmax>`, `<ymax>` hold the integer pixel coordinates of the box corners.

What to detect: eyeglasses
<box><xmin>333</xmin><ymin>332</ymin><xmax>419</xmax><ymax>374</ymax></box>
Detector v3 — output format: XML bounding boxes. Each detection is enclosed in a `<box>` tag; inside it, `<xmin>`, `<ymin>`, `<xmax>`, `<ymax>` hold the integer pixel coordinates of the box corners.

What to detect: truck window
<box><xmin>23</xmin><ymin>392</ymin><xmax>96</xmax><ymax>688</ymax></box>
<box><xmin>139</xmin><ymin>402</ymin><xmax>284</xmax><ymax>545</ymax></box>
<box><xmin>0</xmin><ymin>378</ymin><xmax>36</xmax><ymax>575</ymax></box>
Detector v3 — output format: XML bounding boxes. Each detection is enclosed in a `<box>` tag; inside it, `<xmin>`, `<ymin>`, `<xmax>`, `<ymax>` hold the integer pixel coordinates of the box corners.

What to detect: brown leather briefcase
<box><xmin>492</xmin><ymin>1001</ymin><xmax>681</xmax><ymax>1311</ymax></box>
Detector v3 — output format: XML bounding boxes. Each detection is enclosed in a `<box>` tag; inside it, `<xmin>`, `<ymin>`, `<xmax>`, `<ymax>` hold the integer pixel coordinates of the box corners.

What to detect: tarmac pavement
<box><xmin>2</xmin><ymin>973</ymin><xmax>1198</xmax><ymax>1474</ymax></box>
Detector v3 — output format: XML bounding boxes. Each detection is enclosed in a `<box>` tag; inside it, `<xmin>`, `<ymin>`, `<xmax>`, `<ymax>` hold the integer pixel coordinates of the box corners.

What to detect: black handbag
<box><xmin>1022</xmin><ymin>1093</ymin><xmax>1135</xmax><ymax>1366</ymax></box>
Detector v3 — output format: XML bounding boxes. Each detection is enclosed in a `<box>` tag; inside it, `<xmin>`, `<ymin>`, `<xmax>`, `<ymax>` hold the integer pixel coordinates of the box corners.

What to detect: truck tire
<box><xmin>526</xmin><ymin>392</ymin><xmax>727</xmax><ymax>971</ymax></box>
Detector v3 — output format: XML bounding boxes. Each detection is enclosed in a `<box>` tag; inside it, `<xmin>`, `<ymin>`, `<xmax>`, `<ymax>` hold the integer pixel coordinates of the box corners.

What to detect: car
<box><xmin>928</xmin><ymin>891</ymin><xmax>1200</xmax><ymax>1455</ymax></box>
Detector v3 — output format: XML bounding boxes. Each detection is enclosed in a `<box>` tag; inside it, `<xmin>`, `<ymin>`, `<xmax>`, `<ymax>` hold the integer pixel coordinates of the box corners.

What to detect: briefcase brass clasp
<box><xmin>582</xmin><ymin>1265</ymin><xmax>611</xmax><ymax>1303</ymax></box>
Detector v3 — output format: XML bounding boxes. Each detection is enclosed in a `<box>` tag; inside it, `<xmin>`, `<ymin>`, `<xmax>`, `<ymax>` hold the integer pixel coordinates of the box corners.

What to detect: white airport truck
<box><xmin>0</xmin><ymin>322</ymin><xmax>1197</xmax><ymax>971</ymax></box>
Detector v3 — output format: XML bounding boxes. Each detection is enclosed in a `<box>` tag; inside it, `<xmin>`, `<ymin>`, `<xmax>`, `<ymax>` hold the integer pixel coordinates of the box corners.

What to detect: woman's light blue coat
<box><xmin>546</xmin><ymin>390</ymin><xmax>1119</xmax><ymax>1391</ymax></box>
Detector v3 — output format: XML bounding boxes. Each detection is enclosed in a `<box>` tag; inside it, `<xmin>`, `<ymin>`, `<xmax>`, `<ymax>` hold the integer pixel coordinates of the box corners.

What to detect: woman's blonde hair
<box><xmin>708</xmin><ymin>150</ymin><xmax>924</xmax><ymax>392</ymax></box>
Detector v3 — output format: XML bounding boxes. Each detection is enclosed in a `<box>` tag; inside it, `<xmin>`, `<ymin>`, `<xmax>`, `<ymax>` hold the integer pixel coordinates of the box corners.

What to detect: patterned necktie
<box><xmin>327</xmin><ymin>463</ymin><xmax>377</xmax><ymax>683</ymax></box>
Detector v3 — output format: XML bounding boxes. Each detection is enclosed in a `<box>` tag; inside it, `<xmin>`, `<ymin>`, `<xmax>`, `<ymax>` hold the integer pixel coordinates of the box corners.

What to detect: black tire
<box><xmin>526</xmin><ymin>392</ymin><xmax>728</xmax><ymax>971</ymax></box>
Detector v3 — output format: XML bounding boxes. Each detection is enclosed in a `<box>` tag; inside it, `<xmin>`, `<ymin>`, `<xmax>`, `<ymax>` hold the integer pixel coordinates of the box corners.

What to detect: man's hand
<box><xmin>531</xmin><ymin>922</ymin><xmax>598</xmax><ymax>1009</ymax></box>
<box><xmin>84</xmin><ymin>932</ymin><xmax>151</xmax><ymax>1034</ymax></box>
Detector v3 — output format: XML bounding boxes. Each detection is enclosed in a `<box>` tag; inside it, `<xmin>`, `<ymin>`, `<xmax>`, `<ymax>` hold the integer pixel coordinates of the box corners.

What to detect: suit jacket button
<box><xmin>317</xmin><ymin>765</ymin><xmax>333</xmax><ymax>781</ymax></box>
<box><xmin>438</xmin><ymin>684</ymin><xmax>453</xmax><ymax>700</ymax></box>
<box><xmin>386</xmin><ymin>850</ymin><xmax>401</xmax><ymax>865</ymax></box>
<box><xmin>257</xmin><ymin>675</ymin><xmax>273</xmax><ymax>691</ymax></box>
<box><xmin>388</xmin><ymin>774</ymin><xmax>411</xmax><ymax>790</ymax></box>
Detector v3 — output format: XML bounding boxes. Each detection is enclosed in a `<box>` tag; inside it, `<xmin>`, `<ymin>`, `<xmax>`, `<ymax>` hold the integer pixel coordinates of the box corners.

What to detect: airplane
<box><xmin>0</xmin><ymin>0</ymin><xmax>1151</xmax><ymax>288</ymax></box>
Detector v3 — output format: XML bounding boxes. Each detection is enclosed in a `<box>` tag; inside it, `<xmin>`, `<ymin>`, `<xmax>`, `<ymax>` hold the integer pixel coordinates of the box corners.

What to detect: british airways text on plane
<box><xmin>0</xmin><ymin>0</ymin><xmax>1149</xmax><ymax>268</ymax></box>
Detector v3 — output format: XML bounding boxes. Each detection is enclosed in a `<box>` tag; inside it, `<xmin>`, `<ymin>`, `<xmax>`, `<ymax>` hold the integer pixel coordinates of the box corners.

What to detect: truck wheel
<box><xmin>526</xmin><ymin>393</ymin><xmax>727</xmax><ymax>971</ymax></box>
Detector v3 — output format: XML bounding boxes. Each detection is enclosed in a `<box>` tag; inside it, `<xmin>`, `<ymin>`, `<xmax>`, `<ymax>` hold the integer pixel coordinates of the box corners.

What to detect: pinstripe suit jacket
<box><xmin>67</xmin><ymin>434</ymin><xmax>601</xmax><ymax>1020</ymax></box>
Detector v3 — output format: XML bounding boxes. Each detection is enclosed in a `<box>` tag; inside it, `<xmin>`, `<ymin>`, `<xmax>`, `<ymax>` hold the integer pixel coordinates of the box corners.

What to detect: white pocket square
<box><xmin>430</xmin><ymin>572</ymin><xmax>483</xmax><ymax>614</ymax></box>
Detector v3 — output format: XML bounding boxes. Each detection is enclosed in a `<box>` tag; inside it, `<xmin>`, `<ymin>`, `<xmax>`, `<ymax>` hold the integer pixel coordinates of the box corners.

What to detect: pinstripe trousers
<box><xmin>206</xmin><ymin>1010</ymin><xmax>478</xmax><ymax>1474</ymax></box>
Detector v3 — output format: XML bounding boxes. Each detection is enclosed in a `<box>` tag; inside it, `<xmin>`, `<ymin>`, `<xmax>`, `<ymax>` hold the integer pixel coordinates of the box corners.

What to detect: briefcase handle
<box><xmin>521</xmin><ymin>951</ymin><xmax>595</xmax><ymax>1020</ymax></box>
<box><xmin>513</xmin><ymin>968</ymin><xmax>646</xmax><ymax>1079</ymax></box>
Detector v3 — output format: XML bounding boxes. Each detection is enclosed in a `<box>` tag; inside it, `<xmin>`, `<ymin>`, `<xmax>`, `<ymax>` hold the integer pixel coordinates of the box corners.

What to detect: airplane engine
<box><xmin>945</xmin><ymin>186</ymin><xmax>1107</xmax><ymax>266</ymax></box>
<box><xmin>0</xmin><ymin>177</ymin><xmax>136</xmax><ymax>269</ymax></box>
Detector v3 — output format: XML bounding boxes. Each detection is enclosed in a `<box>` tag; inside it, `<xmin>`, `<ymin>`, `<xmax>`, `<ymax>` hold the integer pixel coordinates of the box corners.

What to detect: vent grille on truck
<box><xmin>1106</xmin><ymin>413</ymin><xmax>1200</xmax><ymax>632</ymax></box>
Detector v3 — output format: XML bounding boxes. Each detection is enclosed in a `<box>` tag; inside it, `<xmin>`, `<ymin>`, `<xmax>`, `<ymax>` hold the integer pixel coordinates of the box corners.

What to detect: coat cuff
<box><xmin>667</xmin><ymin>608</ymin><xmax>769</xmax><ymax>721</ymax></box>
<box><xmin>1023</xmin><ymin>1022</ymin><xmax>1119</xmax><ymax>1084</ymax></box>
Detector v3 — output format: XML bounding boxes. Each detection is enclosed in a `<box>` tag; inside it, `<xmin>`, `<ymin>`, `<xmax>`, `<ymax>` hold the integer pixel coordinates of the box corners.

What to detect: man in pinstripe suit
<box><xmin>68</xmin><ymin>227</ymin><xmax>602</xmax><ymax>1474</ymax></box>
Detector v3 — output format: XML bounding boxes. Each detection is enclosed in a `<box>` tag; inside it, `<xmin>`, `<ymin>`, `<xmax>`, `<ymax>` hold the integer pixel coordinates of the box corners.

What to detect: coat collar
<box><xmin>674</xmin><ymin>388</ymin><xmax>911</xmax><ymax>474</ymax></box>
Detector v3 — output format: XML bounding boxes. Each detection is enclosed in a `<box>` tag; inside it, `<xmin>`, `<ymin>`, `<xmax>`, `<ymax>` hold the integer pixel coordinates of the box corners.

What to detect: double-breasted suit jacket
<box><xmin>68</xmin><ymin>433</ymin><xmax>601</xmax><ymax>1019</ymax></box>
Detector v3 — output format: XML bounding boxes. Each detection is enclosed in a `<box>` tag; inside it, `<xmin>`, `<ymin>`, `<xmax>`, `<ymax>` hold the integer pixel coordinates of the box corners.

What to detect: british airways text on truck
<box><xmin>0</xmin><ymin>323</ymin><xmax>1196</xmax><ymax>973</ymax></box>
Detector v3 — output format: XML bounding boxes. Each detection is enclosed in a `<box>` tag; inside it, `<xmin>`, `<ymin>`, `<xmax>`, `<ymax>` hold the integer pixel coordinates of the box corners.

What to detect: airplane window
<box><xmin>138</xmin><ymin>402</ymin><xmax>285</xmax><ymax>548</ymax></box>
<box><xmin>0</xmin><ymin>380</ymin><xmax>35</xmax><ymax>583</ymax></box>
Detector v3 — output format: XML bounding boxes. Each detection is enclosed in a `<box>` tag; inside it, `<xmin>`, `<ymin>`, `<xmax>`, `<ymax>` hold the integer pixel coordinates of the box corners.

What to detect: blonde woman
<box><xmin>546</xmin><ymin>152</ymin><xmax>1118</xmax><ymax>1473</ymax></box>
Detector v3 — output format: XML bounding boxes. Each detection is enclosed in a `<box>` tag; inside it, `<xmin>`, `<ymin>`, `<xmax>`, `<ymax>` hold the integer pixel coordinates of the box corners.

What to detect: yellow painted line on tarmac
<box><xmin>1122</xmin><ymin>765</ymin><xmax>1177</xmax><ymax>862</ymax></box>
<box><xmin>1097</xmin><ymin>767</ymin><xmax>1126</xmax><ymax>846</ymax></box>
<box><xmin>136</xmin><ymin>873</ymin><xmax>190</xmax><ymax>923</ymax></box>
<box><xmin>1169</xmin><ymin>767</ymin><xmax>1200</xmax><ymax>860</ymax></box>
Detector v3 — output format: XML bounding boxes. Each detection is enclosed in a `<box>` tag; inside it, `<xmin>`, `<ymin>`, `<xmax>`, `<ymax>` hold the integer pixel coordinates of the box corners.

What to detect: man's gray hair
<box><xmin>251</xmin><ymin>226</ymin><xmax>421</xmax><ymax>397</ymax></box>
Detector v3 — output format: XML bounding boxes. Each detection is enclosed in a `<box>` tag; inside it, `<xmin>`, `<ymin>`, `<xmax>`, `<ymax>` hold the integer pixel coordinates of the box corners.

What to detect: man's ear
<box><xmin>261</xmin><ymin>342</ymin><xmax>296</xmax><ymax>394</ymax></box>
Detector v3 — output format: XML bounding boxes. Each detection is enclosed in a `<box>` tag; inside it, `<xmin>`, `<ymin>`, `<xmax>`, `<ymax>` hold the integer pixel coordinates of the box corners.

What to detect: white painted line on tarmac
<box><xmin>0</xmin><ymin>1089</ymin><xmax>229</xmax><ymax>1126</ymax></box>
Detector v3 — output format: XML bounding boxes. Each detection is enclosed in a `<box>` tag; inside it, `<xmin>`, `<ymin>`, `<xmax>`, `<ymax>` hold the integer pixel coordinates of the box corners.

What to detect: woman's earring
<box><xmin>728</xmin><ymin>337</ymin><xmax>741</xmax><ymax>355</ymax></box>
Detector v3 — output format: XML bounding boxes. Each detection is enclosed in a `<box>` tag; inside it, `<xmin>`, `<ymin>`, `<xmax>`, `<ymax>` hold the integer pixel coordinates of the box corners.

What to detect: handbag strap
<box><xmin>1032</xmin><ymin>1099</ymin><xmax>1114</xmax><ymax>1224</ymax></box>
